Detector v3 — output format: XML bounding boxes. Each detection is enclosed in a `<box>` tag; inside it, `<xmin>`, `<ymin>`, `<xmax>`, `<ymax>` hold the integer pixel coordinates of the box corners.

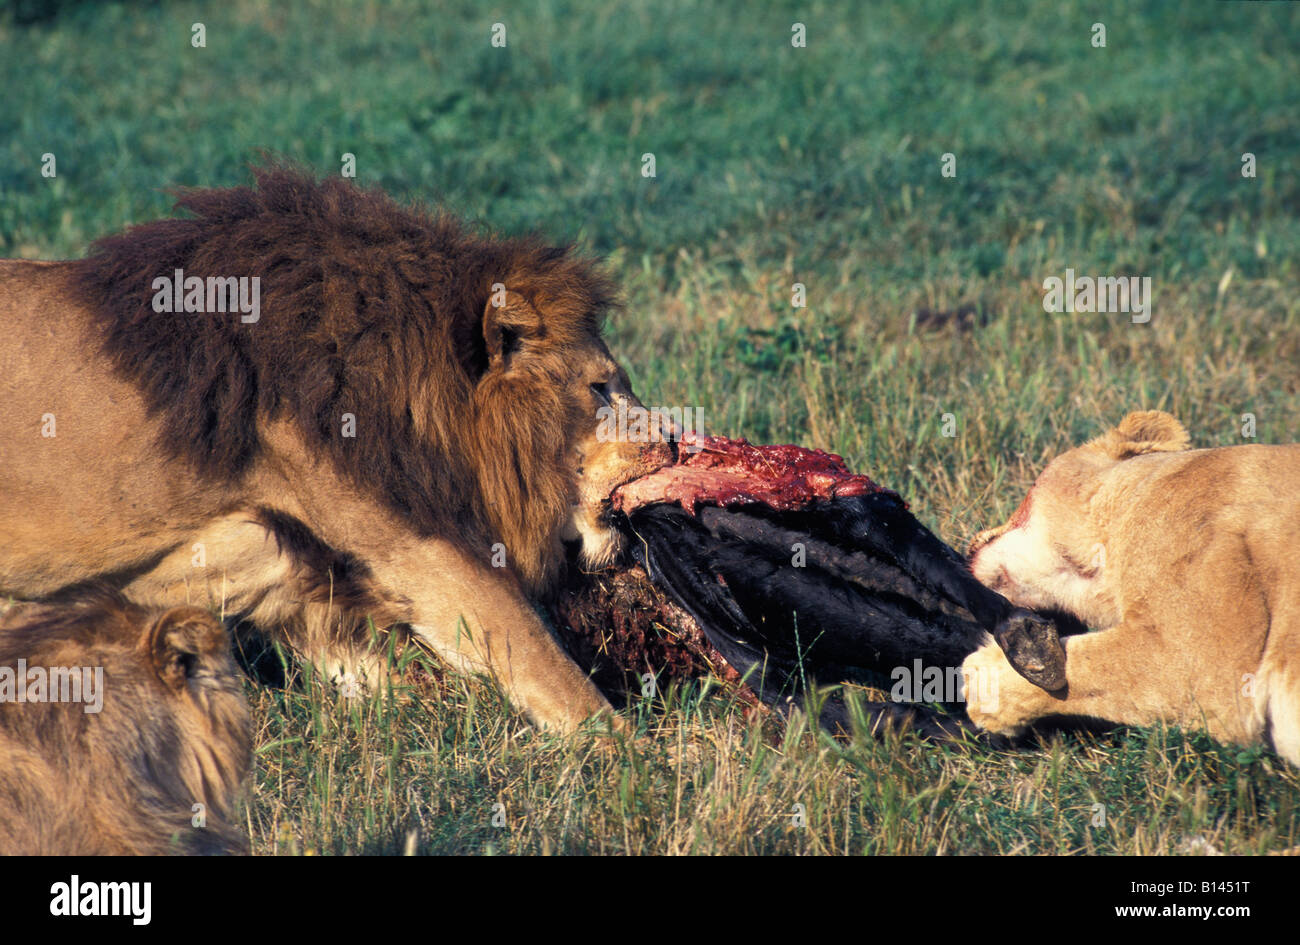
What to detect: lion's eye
<box><xmin>590</xmin><ymin>382</ymin><xmax>613</xmax><ymax>408</ymax></box>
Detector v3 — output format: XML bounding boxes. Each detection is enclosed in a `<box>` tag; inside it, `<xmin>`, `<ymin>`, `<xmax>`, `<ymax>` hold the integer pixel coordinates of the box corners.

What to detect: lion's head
<box><xmin>73</xmin><ymin>164</ymin><xmax>670</xmax><ymax>596</ymax></box>
<box><xmin>469</xmin><ymin>271</ymin><xmax>674</xmax><ymax>589</ymax></box>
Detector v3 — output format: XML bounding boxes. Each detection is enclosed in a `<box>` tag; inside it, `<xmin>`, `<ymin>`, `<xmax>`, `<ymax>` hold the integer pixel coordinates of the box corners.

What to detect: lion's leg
<box><xmin>366</xmin><ymin>545</ymin><xmax>617</xmax><ymax>734</ymax></box>
<box><xmin>303</xmin><ymin>646</ymin><xmax>394</xmax><ymax>696</ymax></box>
<box><xmin>964</xmin><ymin>617</ymin><xmax>1257</xmax><ymax>745</ymax></box>
<box><xmin>1259</xmin><ymin>609</ymin><xmax>1300</xmax><ymax>766</ymax></box>
<box><xmin>247</xmin><ymin>430</ymin><xmax>620</xmax><ymax>734</ymax></box>
<box><xmin>1265</xmin><ymin>679</ymin><xmax>1300</xmax><ymax>767</ymax></box>
<box><xmin>294</xmin><ymin>605</ymin><xmax>405</xmax><ymax>696</ymax></box>
<box><xmin>115</xmin><ymin>513</ymin><xmax>401</xmax><ymax>696</ymax></box>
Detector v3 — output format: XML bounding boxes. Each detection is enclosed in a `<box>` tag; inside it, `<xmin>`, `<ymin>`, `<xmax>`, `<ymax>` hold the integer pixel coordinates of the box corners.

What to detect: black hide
<box><xmin>622</xmin><ymin>493</ymin><xmax>1072</xmax><ymax>738</ymax></box>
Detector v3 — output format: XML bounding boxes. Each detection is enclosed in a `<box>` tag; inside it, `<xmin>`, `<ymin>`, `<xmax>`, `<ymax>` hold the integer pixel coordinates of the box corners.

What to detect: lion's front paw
<box><xmin>961</xmin><ymin>640</ymin><xmax>1046</xmax><ymax>736</ymax></box>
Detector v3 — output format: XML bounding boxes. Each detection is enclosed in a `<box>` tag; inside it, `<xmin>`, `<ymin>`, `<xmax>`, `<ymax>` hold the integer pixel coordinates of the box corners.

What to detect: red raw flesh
<box><xmin>612</xmin><ymin>432</ymin><xmax>902</xmax><ymax>515</ymax></box>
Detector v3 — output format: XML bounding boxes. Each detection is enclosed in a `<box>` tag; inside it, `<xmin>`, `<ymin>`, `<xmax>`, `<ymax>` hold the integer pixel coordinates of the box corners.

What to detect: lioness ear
<box><xmin>1097</xmin><ymin>410</ymin><xmax>1191</xmax><ymax>460</ymax></box>
<box><xmin>483</xmin><ymin>289</ymin><xmax>542</xmax><ymax>371</ymax></box>
<box><xmin>144</xmin><ymin>607</ymin><xmax>225</xmax><ymax>692</ymax></box>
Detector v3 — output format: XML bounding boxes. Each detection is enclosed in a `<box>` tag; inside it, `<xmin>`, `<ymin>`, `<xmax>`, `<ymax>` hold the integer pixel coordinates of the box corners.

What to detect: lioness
<box><xmin>0</xmin><ymin>166</ymin><xmax>671</xmax><ymax>733</ymax></box>
<box><xmin>961</xmin><ymin>411</ymin><xmax>1300</xmax><ymax>764</ymax></box>
<box><xmin>0</xmin><ymin>588</ymin><xmax>251</xmax><ymax>854</ymax></box>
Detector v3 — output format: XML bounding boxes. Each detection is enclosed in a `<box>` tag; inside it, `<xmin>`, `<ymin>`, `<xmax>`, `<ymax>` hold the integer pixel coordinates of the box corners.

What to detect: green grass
<box><xmin>4</xmin><ymin>0</ymin><xmax>1299</xmax><ymax>854</ymax></box>
<box><xmin>247</xmin><ymin>662</ymin><xmax>1300</xmax><ymax>855</ymax></box>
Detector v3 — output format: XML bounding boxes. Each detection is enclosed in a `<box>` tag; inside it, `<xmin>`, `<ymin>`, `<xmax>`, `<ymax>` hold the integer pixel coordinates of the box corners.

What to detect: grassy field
<box><xmin>3</xmin><ymin>0</ymin><xmax>1299</xmax><ymax>854</ymax></box>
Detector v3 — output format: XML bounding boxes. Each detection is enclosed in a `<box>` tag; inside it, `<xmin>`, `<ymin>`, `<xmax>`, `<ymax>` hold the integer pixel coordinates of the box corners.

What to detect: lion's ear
<box><xmin>144</xmin><ymin>607</ymin><xmax>225</xmax><ymax>692</ymax></box>
<box><xmin>1095</xmin><ymin>410</ymin><xmax>1191</xmax><ymax>460</ymax></box>
<box><xmin>483</xmin><ymin>290</ymin><xmax>543</xmax><ymax>371</ymax></box>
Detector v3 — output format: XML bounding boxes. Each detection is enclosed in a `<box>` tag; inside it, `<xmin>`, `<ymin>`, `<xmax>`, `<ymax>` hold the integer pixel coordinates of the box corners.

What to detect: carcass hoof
<box><xmin>992</xmin><ymin>608</ymin><xmax>1066</xmax><ymax>692</ymax></box>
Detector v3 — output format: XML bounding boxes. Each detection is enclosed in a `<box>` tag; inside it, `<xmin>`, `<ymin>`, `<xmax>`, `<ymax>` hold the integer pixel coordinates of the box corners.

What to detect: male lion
<box><xmin>961</xmin><ymin>411</ymin><xmax>1300</xmax><ymax>764</ymax></box>
<box><xmin>0</xmin><ymin>588</ymin><xmax>251</xmax><ymax>854</ymax></box>
<box><xmin>0</xmin><ymin>166</ymin><xmax>670</xmax><ymax>732</ymax></box>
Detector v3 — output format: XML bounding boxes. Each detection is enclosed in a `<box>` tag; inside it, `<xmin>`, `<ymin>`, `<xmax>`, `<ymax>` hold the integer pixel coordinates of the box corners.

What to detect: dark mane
<box><xmin>71</xmin><ymin>164</ymin><xmax>616</xmax><ymax>574</ymax></box>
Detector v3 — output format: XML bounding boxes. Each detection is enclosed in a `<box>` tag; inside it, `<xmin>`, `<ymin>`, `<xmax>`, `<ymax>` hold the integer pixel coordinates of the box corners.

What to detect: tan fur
<box><xmin>0</xmin><ymin>173</ymin><xmax>670</xmax><ymax>733</ymax></box>
<box><xmin>963</xmin><ymin>410</ymin><xmax>1300</xmax><ymax>764</ymax></box>
<box><xmin>0</xmin><ymin>589</ymin><xmax>251</xmax><ymax>854</ymax></box>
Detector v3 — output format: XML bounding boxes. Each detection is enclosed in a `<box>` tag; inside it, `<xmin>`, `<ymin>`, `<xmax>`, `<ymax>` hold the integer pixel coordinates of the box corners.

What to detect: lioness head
<box><xmin>967</xmin><ymin>410</ymin><xmax>1190</xmax><ymax>627</ymax></box>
